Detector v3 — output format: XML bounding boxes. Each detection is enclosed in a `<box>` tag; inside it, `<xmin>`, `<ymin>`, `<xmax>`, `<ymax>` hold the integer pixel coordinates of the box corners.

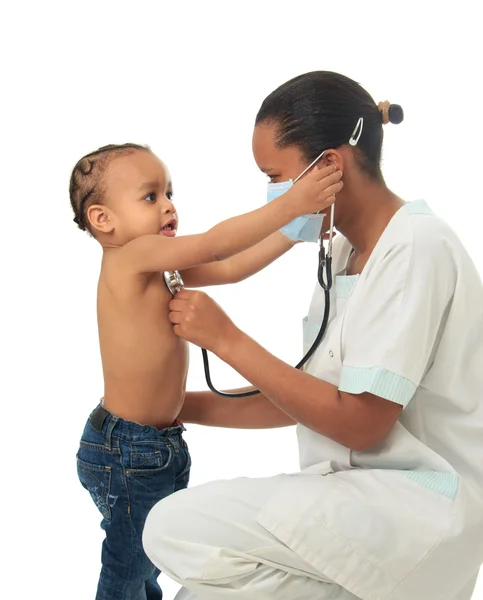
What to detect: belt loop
<box><xmin>105</xmin><ymin>414</ymin><xmax>118</xmax><ymax>449</ymax></box>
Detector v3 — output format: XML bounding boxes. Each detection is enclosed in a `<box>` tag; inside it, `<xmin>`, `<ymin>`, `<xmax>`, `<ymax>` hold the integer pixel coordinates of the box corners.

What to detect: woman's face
<box><xmin>252</xmin><ymin>121</ymin><xmax>340</xmax><ymax>231</ymax></box>
<box><xmin>252</xmin><ymin>123</ymin><xmax>333</xmax><ymax>183</ymax></box>
<box><xmin>252</xmin><ymin>121</ymin><xmax>359</xmax><ymax>233</ymax></box>
<box><xmin>252</xmin><ymin>122</ymin><xmax>313</xmax><ymax>184</ymax></box>
<box><xmin>252</xmin><ymin>123</ymin><xmax>322</xmax><ymax>183</ymax></box>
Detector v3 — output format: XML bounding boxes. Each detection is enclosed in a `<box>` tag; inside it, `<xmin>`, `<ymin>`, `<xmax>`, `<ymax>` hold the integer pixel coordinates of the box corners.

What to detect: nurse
<box><xmin>143</xmin><ymin>71</ymin><xmax>483</xmax><ymax>600</ymax></box>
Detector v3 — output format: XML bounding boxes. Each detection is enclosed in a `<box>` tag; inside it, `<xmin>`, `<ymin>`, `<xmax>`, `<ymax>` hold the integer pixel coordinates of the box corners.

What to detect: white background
<box><xmin>1</xmin><ymin>1</ymin><xmax>482</xmax><ymax>598</ymax></box>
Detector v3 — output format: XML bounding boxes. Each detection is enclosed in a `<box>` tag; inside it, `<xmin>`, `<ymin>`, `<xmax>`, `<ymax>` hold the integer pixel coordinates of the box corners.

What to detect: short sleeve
<box><xmin>339</xmin><ymin>226</ymin><xmax>457</xmax><ymax>407</ymax></box>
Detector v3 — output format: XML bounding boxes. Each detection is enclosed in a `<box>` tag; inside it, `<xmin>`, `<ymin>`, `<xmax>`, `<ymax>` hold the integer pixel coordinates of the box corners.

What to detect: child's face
<box><xmin>102</xmin><ymin>151</ymin><xmax>178</xmax><ymax>244</ymax></box>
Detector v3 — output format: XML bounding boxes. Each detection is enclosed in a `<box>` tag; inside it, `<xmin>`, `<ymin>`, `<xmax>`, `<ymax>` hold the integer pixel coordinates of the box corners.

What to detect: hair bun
<box><xmin>388</xmin><ymin>104</ymin><xmax>404</xmax><ymax>125</ymax></box>
<box><xmin>378</xmin><ymin>101</ymin><xmax>404</xmax><ymax>125</ymax></box>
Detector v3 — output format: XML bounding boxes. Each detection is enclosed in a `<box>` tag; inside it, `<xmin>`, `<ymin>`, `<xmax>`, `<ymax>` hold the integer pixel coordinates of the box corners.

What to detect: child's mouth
<box><xmin>160</xmin><ymin>221</ymin><xmax>177</xmax><ymax>237</ymax></box>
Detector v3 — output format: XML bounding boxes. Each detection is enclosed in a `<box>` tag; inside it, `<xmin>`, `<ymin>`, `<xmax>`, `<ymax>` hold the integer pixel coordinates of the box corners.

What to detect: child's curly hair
<box><xmin>69</xmin><ymin>143</ymin><xmax>150</xmax><ymax>234</ymax></box>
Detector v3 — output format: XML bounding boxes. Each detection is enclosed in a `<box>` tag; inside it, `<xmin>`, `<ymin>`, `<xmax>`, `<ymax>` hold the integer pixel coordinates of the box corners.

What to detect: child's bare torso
<box><xmin>98</xmin><ymin>253</ymin><xmax>189</xmax><ymax>429</ymax></box>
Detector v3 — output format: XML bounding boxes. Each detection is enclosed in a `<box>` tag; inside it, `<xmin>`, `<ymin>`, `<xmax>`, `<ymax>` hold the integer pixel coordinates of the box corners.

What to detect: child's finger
<box><xmin>319</xmin><ymin>170</ymin><xmax>343</xmax><ymax>187</ymax></box>
<box><xmin>321</xmin><ymin>181</ymin><xmax>343</xmax><ymax>198</ymax></box>
<box><xmin>316</xmin><ymin>192</ymin><xmax>337</xmax><ymax>211</ymax></box>
<box><xmin>310</xmin><ymin>164</ymin><xmax>337</xmax><ymax>180</ymax></box>
<box><xmin>321</xmin><ymin>194</ymin><xmax>336</xmax><ymax>207</ymax></box>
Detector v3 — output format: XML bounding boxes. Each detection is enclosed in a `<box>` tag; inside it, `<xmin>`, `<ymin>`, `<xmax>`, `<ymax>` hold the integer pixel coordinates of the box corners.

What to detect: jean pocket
<box><xmin>77</xmin><ymin>456</ymin><xmax>112</xmax><ymax>521</ymax></box>
<box><xmin>125</xmin><ymin>442</ymin><xmax>173</xmax><ymax>475</ymax></box>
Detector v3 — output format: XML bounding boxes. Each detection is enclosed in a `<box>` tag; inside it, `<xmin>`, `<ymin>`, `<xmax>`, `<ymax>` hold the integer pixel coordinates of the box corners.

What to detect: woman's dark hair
<box><xmin>69</xmin><ymin>143</ymin><xmax>151</xmax><ymax>234</ymax></box>
<box><xmin>255</xmin><ymin>71</ymin><xmax>403</xmax><ymax>180</ymax></box>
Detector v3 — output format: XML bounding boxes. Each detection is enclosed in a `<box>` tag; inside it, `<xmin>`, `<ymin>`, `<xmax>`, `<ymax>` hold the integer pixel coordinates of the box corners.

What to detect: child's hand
<box><xmin>287</xmin><ymin>165</ymin><xmax>343</xmax><ymax>217</ymax></box>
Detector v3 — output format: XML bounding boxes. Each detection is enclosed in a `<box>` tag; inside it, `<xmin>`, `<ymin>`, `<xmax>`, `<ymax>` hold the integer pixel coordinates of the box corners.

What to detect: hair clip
<box><xmin>349</xmin><ymin>117</ymin><xmax>364</xmax><ymax>146</ymax></box>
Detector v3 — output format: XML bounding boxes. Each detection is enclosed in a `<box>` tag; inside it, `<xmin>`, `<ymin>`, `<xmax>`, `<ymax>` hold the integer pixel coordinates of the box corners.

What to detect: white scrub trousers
<box><xmin>143</xmin><ymin>475</ymin><xmax>359</xmax><ymax>600</ymax></box>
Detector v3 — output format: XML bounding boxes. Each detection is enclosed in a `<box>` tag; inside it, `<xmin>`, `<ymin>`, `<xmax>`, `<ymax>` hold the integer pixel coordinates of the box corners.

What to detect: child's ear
<box><xmin>87</xmin><ymin>204</ymin><xmax>114</xmax><ymax>234</ymax></box>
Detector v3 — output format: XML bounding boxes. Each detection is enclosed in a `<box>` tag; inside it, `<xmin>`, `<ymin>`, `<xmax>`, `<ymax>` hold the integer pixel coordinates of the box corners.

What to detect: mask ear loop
<box><xmin>293</xmin><ymin>149</ymin><xmax>327</xmax><ymax>184</ymax></box>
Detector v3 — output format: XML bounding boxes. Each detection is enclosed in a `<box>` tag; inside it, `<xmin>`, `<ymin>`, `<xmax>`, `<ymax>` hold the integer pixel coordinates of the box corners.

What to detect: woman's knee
<box><xmin>143</xmin><ymin>486</ymin><xmax>226</xmax><ymax>583</ymax></box>
<box><xmin>143</xmin><ymin>479</ymin><xmax>241</xmax><ymax>577</ymax></box>
<box><xmin>142</xmin><ymin>488</ymin><xmax>188</xmax><ymax>566</ymax></box>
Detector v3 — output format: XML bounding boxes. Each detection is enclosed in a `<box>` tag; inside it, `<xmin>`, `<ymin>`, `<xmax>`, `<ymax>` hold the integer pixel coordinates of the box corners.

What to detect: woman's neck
<box><xmin>336</xmin><ymin>174</ymin><xmax>404</xmax><ymax>256</ymax></box>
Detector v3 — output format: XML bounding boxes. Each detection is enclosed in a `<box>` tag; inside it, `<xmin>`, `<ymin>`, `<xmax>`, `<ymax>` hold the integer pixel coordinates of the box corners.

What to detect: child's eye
<box><xmin>145</xmin><ymin>192</ymin><xmax>156</xmax><ymax>203</ymax></box>
<box><xmin>166</xmin><ymin>191</ymin><xmax>173</xmax><ymax>201</ymax></box>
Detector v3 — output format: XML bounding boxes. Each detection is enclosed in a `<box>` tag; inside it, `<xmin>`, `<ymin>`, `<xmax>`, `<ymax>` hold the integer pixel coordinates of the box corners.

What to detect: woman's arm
<box><xmin>170</xmin><ymin>291</ymin><xmax>402</xmax><ymax>451</ymax></box>
<box><xmin>179</xmin><ymin>388</ymin><xmax>296</xmax><ymax>428</ymax></box>
<box><xmin>215</xmin><ymin>331</ymin><xmax>401</xmax><ymax>450</ymax></box>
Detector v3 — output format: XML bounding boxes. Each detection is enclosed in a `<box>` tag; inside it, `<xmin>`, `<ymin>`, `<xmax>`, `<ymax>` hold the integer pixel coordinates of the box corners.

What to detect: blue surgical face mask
<box><xmin>266</xmin><ymin>149</ymin><xmax>327</xmax><ymax>243</ymax></box>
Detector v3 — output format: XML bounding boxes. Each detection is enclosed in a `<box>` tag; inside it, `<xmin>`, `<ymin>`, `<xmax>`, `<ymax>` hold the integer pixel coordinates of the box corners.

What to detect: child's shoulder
<box><xmin>99</xmin><ymin>248</ymin><xmax>137</xmax><ymax>289</ymax></box>
<box><xmin>100</xmin><ymin>247</ymin><xmax>123</xmax><ymax>275</ymax></box>
<box><xmin>99</xmin><ymin>248</ymin><xmax>165</xmax><ymax>295</ymax></box>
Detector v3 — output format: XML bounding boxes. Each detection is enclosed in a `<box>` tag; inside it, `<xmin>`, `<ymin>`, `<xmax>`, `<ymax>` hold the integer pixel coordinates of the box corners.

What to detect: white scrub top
<box><xmin>257</xmin><ymin>200</ymin><xmax>483</xmax><ymax>600</ymax></box>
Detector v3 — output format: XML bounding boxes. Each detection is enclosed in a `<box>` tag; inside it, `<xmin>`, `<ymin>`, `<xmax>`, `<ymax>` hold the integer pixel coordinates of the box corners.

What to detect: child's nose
<box><xmin>162</xmin><ymin>197</ymin><xmax>176</xmax><ymax>213</ymax></box>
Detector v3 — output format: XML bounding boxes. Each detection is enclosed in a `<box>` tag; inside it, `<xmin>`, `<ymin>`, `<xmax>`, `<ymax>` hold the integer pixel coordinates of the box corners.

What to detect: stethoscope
<box><xmin>164</xmin><ymin>204</ymin><xmax>334</xmax><ymax>398</ymax></box>
<box><xmin>164</xmin><ymin>117</ymin><xmax>363</xmax><ymax>397</ymax></box>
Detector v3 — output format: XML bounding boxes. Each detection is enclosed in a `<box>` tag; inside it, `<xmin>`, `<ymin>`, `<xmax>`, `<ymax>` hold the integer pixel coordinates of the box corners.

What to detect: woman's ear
<box><xmin>87</xmin><ymin>204</ymin><xmax>115</xmax><ymax>235</ymax></box>
<box><xmin>321</xmin><ymin>149</ymin><xmax>344</xmax><ymax>173</ymax></box>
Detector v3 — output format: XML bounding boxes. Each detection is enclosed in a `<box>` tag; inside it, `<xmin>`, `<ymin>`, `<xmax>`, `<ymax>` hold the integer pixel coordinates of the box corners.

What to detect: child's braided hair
<box><xmin>69</xmin><ymin>143</ymin><xmax>150</xmax><ymax>234</ymax></box>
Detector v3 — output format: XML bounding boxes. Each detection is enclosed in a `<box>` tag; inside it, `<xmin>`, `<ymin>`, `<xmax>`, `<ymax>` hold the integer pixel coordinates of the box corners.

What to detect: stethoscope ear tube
<box><xmin>202</xmin><ymin>285</ymin><xmax>331</xmax><ymax>398</ymax></box>
<box><xmin>203</xmin><ymin>213</ymin><xmax>335</xmax><ymax>397</ymax></box>
<box><xmin>319</xmin><ymin>250</ymin><xmax>333</xmax><ymax>291</ymax></box>
<box><xmin>202</xmin><ymin>347</ymin><xmax>260</xmax><ymax>397</ymax></box>
<box><xmin>173</xmin><ymin>210</ymin><xmax>335</xmax><ymax>398</ymax></box>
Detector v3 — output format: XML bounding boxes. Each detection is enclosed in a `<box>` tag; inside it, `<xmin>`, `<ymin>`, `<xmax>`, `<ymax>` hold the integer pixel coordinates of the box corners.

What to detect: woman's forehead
<box><xmin>252</xmin><ymin>122</ymin><xmax>277</xmax><ymax>155</ymax></box>
<box><xmin>252</xmin><ymin>122</ymin><xmax>304</xmax><ymax>173</ymax></box>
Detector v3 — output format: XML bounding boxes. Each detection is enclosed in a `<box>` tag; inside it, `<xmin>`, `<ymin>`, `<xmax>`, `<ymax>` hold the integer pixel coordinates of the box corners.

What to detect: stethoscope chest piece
<box><xmin>164</xmin><ymin>270</ymin><xmax>184</xmax><ymax>295</ymax></box>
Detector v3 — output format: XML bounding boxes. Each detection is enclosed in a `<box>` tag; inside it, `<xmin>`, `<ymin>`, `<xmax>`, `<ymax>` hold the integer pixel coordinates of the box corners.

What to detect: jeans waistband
<box><xmin>89</xmin><ymin>404</ymin><xmax>185</xmax><ymax>440</ymax></box>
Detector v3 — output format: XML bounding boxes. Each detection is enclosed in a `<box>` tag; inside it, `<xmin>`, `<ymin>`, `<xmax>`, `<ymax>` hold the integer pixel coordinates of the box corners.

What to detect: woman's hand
<box><xmin>168</xmin><ymin>289</ymin><xmax>239</xmax><ymax>354</ymax></box>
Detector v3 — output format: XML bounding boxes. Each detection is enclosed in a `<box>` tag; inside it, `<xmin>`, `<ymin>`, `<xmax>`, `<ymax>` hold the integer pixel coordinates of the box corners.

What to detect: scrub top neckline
<box><xmin>334</xmin><ymin>249</ymin><xmax>360</xmax><ymax>299</ymax></box>
<box><xmin>335</xmin><ymin>273</ymin><xmax>359</xmax><ymax>299</ymax></box>
<box><xmin>331</xmin><ymin>199</ymin><xmax>432</xmax><ymax>293</ymax></box>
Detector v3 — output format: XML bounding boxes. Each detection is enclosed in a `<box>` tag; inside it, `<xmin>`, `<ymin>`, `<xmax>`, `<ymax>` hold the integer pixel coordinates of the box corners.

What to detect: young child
<box><xmin>70</xmin><ymin>143</ymin><xmax>341</xmax><ymax>599</ymax></box>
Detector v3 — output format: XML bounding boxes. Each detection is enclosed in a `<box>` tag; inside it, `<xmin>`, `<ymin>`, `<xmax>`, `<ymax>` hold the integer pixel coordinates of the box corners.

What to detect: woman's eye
<box><xmin>145</xmin><ymin>192</ymin><xmax>156</xmax><ymax>203</ymax></box>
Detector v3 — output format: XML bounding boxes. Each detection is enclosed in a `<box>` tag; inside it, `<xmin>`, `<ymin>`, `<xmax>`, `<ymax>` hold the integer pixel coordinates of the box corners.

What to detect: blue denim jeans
<box><xmin>77</xmin><ymin>404</ymin><xmax>191</xmax><ymax>600</ymax></box>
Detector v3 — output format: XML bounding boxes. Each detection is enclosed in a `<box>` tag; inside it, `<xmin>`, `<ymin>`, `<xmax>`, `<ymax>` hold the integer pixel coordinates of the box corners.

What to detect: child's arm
<box><xmin>180</xmin><ymin>232</ymin><xmax>296</xmax><ymax>287</ymax></box>
<box><xmin>115</xmin><ymin>165</ymin><xmax>341</xmax><ymax>276</ymax></box>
